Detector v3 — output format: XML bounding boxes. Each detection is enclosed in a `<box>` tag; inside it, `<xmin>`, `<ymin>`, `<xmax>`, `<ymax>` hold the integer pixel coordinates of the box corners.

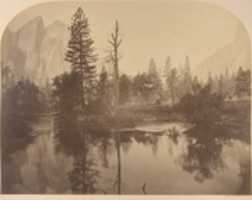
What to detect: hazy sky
<box><xmin>1</xmin><ymin>0</ymin><xmax>252</xmax><ymax>75</ymax></box>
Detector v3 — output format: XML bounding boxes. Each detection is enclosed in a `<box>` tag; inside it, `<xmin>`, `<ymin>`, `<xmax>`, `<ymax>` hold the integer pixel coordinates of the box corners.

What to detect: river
<box><xmin>2</xmin><ymin>115</ymin><xmax>251</xmax><ymax>194</ymax></box>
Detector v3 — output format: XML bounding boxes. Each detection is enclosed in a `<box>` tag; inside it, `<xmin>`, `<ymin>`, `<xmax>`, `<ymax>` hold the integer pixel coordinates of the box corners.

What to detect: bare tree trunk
<box><xmin>109</xmin><ymin>21</ymin><xmax>123</xmax><ymax>194</ymax></box>
<box><xmin>142</xmin><ymin>182</ymin><xmax>147</xmax><ymax>194</ymax></box>
<box><xmin>108</xmin><ymin>21</ymin><xmax>122</xmax><ymax>114</ymax></box>
<box><xmin>170</xmin><ymin>83</ymin><xmax>175</xmax><ymax>106</ymax></box>
<box><xmin>116</xmin><ymin>132</ymin><xmax>121</xmax><ymax>194</ymax></box>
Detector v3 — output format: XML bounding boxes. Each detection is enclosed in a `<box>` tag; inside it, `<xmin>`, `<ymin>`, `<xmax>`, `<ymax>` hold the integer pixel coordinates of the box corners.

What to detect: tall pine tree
<box><xmin>164</xmin><ymin>56</ymin><xmax>171</xmax><ymax>80</ymax></box>
<box><xmin>65</xmin><ymin>7</ymin><xmax>97</xmax><ymax>111</ymax></box>
<box><xmin>183</xmin><ymin>56</ymin><xmax>192</xmax><ymax>94</ymax></box>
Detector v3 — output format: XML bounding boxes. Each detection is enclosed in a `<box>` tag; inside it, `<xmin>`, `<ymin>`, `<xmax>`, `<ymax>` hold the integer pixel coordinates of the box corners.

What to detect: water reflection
<box><xmin>2</xmin><ymin>114</ymin><xmax>37</xmax><ymax>193</ymax></box>
<box><xmin>3</xmin><ymin>115</ymin><xmax>250</xmax><ymax>194</ymax></box>
<box><xmin>180</xmin><ymin>125</ymin><xmax>231</xmax><ymax>182</ymax></box>
<box><xmin>54</xmin><ymin>112</ymin><xmax>99</xmax><ymax>193</ymax></box>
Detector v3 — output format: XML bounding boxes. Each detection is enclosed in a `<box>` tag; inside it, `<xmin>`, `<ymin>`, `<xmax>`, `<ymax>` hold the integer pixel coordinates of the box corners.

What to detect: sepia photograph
<box><xmin>1</xmin><ymin>0</ymin><xmax>251</xmax><ymax>196</ymax></box>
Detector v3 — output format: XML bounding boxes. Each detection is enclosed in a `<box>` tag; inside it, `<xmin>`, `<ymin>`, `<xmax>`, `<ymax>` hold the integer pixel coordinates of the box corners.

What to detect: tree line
<box><xmin>2</xmin><ymin>6</ymin><xmax>251</xmax><ymax>122</ymax></box>
<box><xmin>51</xmin><ymin>7</ymin><xmax>251</xmax><ymax>117</ymax></box>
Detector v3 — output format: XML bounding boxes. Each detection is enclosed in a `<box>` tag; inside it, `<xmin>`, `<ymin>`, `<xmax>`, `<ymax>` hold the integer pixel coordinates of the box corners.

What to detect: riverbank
<box><xmin>112</xmin><ymin>99</ymin><xmax>250</xmax><ymax>142</ymax></box>
<box><xmin>5</xmin><ymin>99</ymin><xmax>249</xmax><ymax>151</ymax></box>
<box><xmin>221</xmin><ymin>100</ymin><xmax>250</xmax><ymax>143</ymax></box>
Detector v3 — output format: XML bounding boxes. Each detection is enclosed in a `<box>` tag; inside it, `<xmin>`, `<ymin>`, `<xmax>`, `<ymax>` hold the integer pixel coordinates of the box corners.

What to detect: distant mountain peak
<box><xmin>51</xmin><ymin>20</ymin><xmax>66</xmax><ymax>26</ymax></box>
<box><xmin>2</xmin><ymin>16</ymin><xmax>69</xmax><ymax>86</ymax></box>
<box><xmin>45</xmin><ymin>20</ymin><xmax>68</xmax><ymax>39</ymax></box>
<box><xmin>20</xmin><ymin>16</ymin><xmax>44</xmax><ymax>31</ymax></box>
<box><xmin>195</xmin><ymin>24</ymin><xmax>251</xmax><ymax>80</ymax></box>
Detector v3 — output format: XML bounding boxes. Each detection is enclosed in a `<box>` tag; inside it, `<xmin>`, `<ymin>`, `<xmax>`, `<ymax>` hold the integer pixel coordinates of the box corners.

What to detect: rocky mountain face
<box><xmin>2</xmin><ymin>17</ymin><xmax>69</xmax><ymax>86</ymax></box>
<box><xmin>2</xmin><ymin>16</ymin><xmax>251</xmax><ymax>85</ymax></box>
<box><xmin>195</xmin><ymin>24</ymin><xmax>251</xmax><ymax>80</ymax></box>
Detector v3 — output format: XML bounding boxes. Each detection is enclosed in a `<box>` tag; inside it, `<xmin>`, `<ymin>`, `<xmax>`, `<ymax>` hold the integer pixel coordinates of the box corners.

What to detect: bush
<box><xmin>178</xmin><ymin>85</ymin><xmax>224</xmax><ymax>125</ymax></box>
<box><xmin>52</xmin><ymin>71</ymin><xmax>82</xmax><ymax>113</ymax></box>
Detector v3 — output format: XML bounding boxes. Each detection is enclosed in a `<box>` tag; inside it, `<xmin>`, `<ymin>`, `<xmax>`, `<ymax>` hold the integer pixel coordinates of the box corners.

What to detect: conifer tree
<box><xmin>207</xmin><ymin>72</ymin><xmax>213</xmax><ymax>90</ymax></box>
<box><xmin>65</xmin><ymin>7</ymin><xmax>97</xmax><ymax>111</ymax></box>
<box><xmin>183</xmin><ymin>56</ymin><xmax>192</xmax><ymax>94</ymax></box>
<box><xmin>97</xmin><ymin>66</ymin><xmax>112</xmax><ymax>114</ymax></box>
<box><xmin>164</xmin><ymin>56</ymin><xmax>171</xmax><ymax>77</ymax></box>
<box><xmin>235</xmin><ymin>67</ymin><xmax>250</xmax><ymax>97</ymax></box>
<box><xmin>148</xmin><ymin>58</ymin><xmax>162</xmax><ymax>102</ymax></box>
<box><xmin>218</xmin><ymin>74</ymin><xmax>225</xmax><ymax>97</ymax></box>
<box><xmin>167</xmin><ymin>68</ymin><xmax>178</xmax><ymax>106</ymax></box>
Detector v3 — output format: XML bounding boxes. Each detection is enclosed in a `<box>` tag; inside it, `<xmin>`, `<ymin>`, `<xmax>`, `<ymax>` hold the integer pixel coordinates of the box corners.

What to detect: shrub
<box><xmin>178</xmin><ymin>85</ymin><xmax>224</xmax><ymax>125</ymax></box>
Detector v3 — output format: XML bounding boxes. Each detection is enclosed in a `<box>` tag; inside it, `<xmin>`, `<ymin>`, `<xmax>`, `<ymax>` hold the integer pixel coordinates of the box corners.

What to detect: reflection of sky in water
<box><xmin>113</xmin><ymin>134</ymin><xmax>248</xmax><ymax>194</ymax></box>
<box><xmin>3</xmin><ymin>118</ymin><xmax>250</xmax><ymax>194</ymax></box>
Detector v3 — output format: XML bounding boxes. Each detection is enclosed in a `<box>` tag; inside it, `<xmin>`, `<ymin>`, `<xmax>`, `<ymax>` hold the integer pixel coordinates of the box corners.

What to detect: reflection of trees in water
<box><xmin>96</xmin><ymin>131</ymin><xmax>161</xmax><ymax>194</ymax></box>
<box><xmin>2</xmin><ymin>115</ymin><xmax>35</xmax><ymax>157</ymax></box>
<box><xmin>54</xmin><ymin>112</ymin><xmax>83</xmax><ymax>155</ymax></box>
<box><xmin>237</xmin><ymin>161</ymin><xmax>251</xmax><ymax>194</ymax></box>
<box><xmin>2</xmin><ymin>80</ymin><xmax>44</xmax><ymax>193</ymax></box>
<box><xmin>88</xmin><ymin>130</ymin><xmax>114</xmax><ymax>169</ymax></box>
<box><xmin>132</xmin><ymin>132</ymin><xmax>159</xmax><ymax>155</ymax></box>
<box><xmin>115</xmin><ymin>132</ymin><xmax>122</xmax><ymax>194</ymax></box>
<box><xmin>54</xmin><ymin>112</ymin><xmax>99</xmax><ymax>194</ymax></box>
<box><xmin>54</xmin><ymin>115</ymin><xmax>165</xmax><ymax>194</ymax></box>
<box><xmin>68</xmin><ymin>149</ymin><xmax>99</xmax><ymax>193</ymax></box>
<box><xmin>120</xmin><ymin>133</ymin><xmax>133</xmax><ymax>153</ymax></box>
<box><xmin>2</xmin><ymin>80</ymin><xmax>43</xmax><ymax>157</ymax></box>
<box><xmin>181</xmin><ymin>125</ymin><xmax>231</xmax><ymax>182</ymax></box>
<box><xmin>101</xmin><ymin>131</ymin><xmax>161</xmax><ymax>194</ymax></box>
<box><xmin>115</xmin><ymin>131</ymin><xmax>160</xmax><ymax>154</ymax></box>
<box><xmin>111</xmin><ymin>131</ymin><xmax>160</xmax><ymax>155</ymax></box>
<box><xmin>97</xmin><ymin>135</ymin><xmax>114</xmax><ymax>168</ymax></box>
<box><xmin>168</xmin><ymin>127</ymin><xmax>180</xmax><ymax>145</ymax></box>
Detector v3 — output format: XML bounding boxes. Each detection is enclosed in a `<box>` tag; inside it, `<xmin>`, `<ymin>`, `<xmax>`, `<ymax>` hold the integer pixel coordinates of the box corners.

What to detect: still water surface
<box><xmin>3</xmin><ymin>116</ymin><xmax>250</xmax><ymax>194</ymax></box>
